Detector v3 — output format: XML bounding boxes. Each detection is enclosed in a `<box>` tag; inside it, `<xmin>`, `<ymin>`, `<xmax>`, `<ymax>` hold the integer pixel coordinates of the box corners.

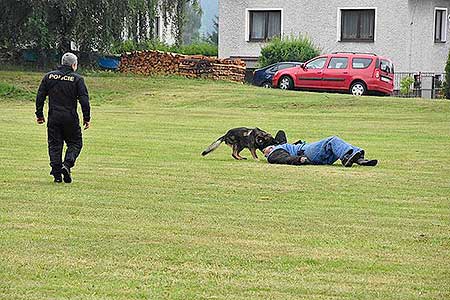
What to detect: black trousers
<box><xmin>267</xmin><ymin>149</ymin><xmax>307</xmax><ymax>165</ymax></box>
<box><xmin>47</xmin><ymin>116</ymin><xmax>82</xmax><ymax>175</ymax></box>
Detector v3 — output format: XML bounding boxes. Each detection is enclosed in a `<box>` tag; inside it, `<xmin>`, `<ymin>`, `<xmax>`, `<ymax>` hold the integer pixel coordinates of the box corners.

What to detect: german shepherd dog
<box><xmin>201</xmin><ymin>127</ymin><xmax>286</xmax><ymax>160</ymax></box>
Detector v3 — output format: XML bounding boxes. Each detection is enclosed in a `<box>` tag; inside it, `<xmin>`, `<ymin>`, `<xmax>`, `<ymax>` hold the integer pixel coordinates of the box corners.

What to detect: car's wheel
<box><xmin>279</xmin><ymin>76</ymin><xmax>293</xmax><ymax>90</ymax></box>
<box><xmin>262</xmin><ymin>81</ymin><xmax>272</xmax><ymax>88</ymax></box>
<box><xmin>350</xmin><ymin>81</ymin><xmax>366</xmax><ymax>96</ymax></box>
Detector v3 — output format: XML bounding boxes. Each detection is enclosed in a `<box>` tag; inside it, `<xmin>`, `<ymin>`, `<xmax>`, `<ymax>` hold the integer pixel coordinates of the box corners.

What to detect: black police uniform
<box><xmin>35</xmin><ymin>65</ymin><xmax>91</xmax><ymax>176</ymax></box>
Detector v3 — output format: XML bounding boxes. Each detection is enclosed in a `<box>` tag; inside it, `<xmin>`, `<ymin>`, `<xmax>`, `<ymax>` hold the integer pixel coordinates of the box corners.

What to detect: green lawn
<box><xmin>0</xmin><ymin>70</ymin><xmax>449</xmax><ymax>300</ymax></box>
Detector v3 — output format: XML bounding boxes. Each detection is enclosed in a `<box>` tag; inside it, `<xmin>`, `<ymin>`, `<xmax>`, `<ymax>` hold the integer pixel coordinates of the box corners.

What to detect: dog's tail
<box><xmin>202</xmin><ymin>136</ymin><xmax>225</xmax><ymax>156</ymax></box>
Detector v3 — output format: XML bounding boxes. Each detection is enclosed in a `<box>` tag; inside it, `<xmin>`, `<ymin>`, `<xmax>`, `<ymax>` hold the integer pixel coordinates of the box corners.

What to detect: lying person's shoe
<box><xmin>53</xmin><ymin>174</ymin><xmax>62</xmax><ymax>183</ymax></box>
<box><xmin>61</xmin><ymin>165</ymin><xmax>72</xmax><ymax>183</ymax></box>
<box><xmin>274</xmin><ymin>130</ymin><xmax>288</xmax><ymax>144</ymax></box>
<box><xmin>341</xmin><ymin>150</ymin><xmax>362</xmax><ymax>167</ymax></box>
<box><xmin>356</xmin><ymin>158</ymin><xmax>378</xmax><ymax>166</ymax></box>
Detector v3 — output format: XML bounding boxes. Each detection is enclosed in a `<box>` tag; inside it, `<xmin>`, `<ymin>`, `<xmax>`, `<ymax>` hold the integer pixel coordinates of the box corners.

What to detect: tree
<box><xmin>182</xmin><ymin>2</ymin><xmax>202</xmax><ymax>44</ymax></box>
<box><xmin>207</xmin><ymin>16</ymin><xmax>218</xmax><ymax>45</ymax></box>
<box><xmin>258</xmin><ymin>35</ymin><xmax>320</xmax><ymax>68</ymax></box>
<box><xmin>0</xmin><ymin>0</ymin><xmax>199</xmax><ymax>51</ymax></box>
<box><xmin>0</xmin><ymin>0</ymin><xmax>34</xmax><ymax>48</ymax></box>
<box><xmin>444</xmin><ymin>50</ymin><xmax>450</xmax><ymax>99</ymax></box>
<box><xmin>159</xmin><ymin>0</ymin><xmax>199</xmax><ymax>46</ymax></box>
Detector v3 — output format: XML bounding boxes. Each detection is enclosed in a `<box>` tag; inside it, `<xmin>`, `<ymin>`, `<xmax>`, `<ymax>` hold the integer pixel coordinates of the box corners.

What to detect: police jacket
<box><xmin>35</xmin><ymin>65</ymin><xmax>90</xmax><ymax>122</ymax></box>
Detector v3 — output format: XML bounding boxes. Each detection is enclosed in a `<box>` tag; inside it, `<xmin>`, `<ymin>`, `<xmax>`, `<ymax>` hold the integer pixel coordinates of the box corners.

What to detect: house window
<box><xmin>249</xmin><ymin>10</ymin><xmax>281</xmax><ymax>41</ymax></box>
<box><xmin>340</xmin><ymin>9</ymin><xmax>375</xmax><ymax>42</ymax></box>
<box><xmin>435</xmin><ymin>8</ymin><xmax>448</xmax><ymax>43</ymax></box>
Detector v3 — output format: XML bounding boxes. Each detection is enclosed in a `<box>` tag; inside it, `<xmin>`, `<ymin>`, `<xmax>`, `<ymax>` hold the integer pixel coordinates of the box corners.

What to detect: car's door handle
<box><xmin>343</xmin><ymin>71</ymin><xmax>348</xmax><ymax>74</ymax></box>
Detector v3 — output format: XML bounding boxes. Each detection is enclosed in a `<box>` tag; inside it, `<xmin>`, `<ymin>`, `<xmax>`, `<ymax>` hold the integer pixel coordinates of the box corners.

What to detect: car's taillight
<box><xmin>375</xmin><ymin>69</ymin><xmax>380</xmax><ymax>79</ymax></box>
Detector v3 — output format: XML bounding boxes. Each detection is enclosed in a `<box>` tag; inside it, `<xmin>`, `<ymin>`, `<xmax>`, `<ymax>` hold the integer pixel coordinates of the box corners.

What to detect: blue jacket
<box><xmin>269</xmin><ymin>143</ymin><xmax>306</xmax><ymax>157</ymax></box>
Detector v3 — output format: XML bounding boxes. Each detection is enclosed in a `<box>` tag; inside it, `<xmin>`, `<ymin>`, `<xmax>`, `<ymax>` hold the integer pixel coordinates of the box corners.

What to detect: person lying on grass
<box><xmin>262</xmin><ymin>135</ymin><xmax>378</xmax><ymax>167</ymax></box>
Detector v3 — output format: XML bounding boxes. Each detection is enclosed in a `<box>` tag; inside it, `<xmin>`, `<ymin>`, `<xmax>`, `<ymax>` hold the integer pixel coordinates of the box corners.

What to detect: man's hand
<box><xmin>36</xmin><ymin>117</ymin><xmax>45</xmax><ymax>124</ymax></box>
<box><xmin>83</xmin><ymin>120</ymin><xmax>90</xmax><ymax>130</ymax></box>
<box><xmin>299</xmin><ymin>156</ymin><xmax>310</xmax><ymax>164</ymax></box>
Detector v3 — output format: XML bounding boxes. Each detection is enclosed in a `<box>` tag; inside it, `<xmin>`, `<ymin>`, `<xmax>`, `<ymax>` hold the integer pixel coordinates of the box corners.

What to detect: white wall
<box><xmin>219</xmin><ymin>0</ymin><xmax>450</xmax><ymax>72</ymax></box>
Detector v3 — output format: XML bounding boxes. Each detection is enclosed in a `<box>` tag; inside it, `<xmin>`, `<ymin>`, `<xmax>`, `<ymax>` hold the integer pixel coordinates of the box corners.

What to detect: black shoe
<box><xmin>356</xmin><ymin>158</ymin><xmax>378</xmax><ymax>166</ymax></box>
<box><xmin>274</xmin><ymin>130</ymin><xmax>287</xmax><ymax>144</ymax></box>
<box><xmin>61</xmin><ymin>165</ymin><xmax>72</xmax><ymax>183</ymax></box>
<box><xmin>53</xmin><ymin>174</ymin><xmax>62</xmax><ymax>183</ymax></box>
<box><xmin>341</xmin><ymin>150</ymin><xmax>362</xmax><ymax>167</ymax></box>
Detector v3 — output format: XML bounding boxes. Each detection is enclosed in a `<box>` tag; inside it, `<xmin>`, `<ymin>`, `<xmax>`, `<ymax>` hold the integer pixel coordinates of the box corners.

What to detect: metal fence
<box><xmin>394</xmin><ymin>72</ymin><xmax>445</xmax><ymax>99</ymax></box>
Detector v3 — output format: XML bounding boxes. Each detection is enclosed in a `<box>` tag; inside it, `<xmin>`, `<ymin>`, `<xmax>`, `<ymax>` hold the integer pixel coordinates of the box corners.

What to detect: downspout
<box><xmin>409</xmin><ymin>0</ymin><xmax>418</xmax><ymax>72</ymax></box>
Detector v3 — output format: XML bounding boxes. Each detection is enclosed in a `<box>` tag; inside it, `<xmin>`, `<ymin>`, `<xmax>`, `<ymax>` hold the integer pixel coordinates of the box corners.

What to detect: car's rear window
<box><xmin>380</xmin><ymin>59</ymin><xmax>394</xmax><ymax>73</ymax></box>
<box><xmin>352</xmin><ymin>58</ymin><xmax>373</xmax><ymax>69</ymax></box>
<box><xmin>268</xmin><ymin>65</ymin><xmax>278</xmax><ymax>72</ymax></box>
<box><xmin>278</xmin><ymin>63</ymin><xmax>296</xmax><ymax>70</ymax></box>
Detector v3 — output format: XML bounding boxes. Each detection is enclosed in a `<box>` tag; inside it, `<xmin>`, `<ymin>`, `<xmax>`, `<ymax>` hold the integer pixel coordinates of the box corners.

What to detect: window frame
<box><xmin>154</xmin><ymin>16</ymin><xmax>160</xmax><ymax>39</ymax></box>
<box><xmin>337</xmin><ymin>7</ymin><xmax>377</xmax><ymax>42</ymax></box>
<box><xmin>434</xmin><ymin>7</ymin><xmax>448</xmax><ymax>43</ymax></box>
<box><xmin>246</xmin><ymin>8</ymin><xmax>283</xmax><ymax>42</ymax></box>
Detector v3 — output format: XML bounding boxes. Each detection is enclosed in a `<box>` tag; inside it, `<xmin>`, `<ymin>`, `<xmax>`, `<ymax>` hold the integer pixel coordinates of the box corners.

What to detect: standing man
<box><xmin>263</xmin><ymin>135</ymin><xmax>378</xmax><ymax>167</ymax></box>
<box><xmin>35</xmin><ymin>52</ymin><xmax>91</xmax><ymax>183</ymax></box>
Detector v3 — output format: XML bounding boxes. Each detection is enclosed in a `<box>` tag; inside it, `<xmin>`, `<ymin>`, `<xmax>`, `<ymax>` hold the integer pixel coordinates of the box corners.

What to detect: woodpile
<box><xmin>119</xmin><ymin>50</ymin><xmax>246</xmax><ymax>83</ymax></box>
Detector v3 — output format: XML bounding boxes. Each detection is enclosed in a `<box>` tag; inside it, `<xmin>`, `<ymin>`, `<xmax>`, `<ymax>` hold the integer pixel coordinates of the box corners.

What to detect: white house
<box><xmin>120</xmin><ymin>15</ymin><xmax>176</xmax><ymax>46</ymax></box>
<box><xmin>219</xmin><ymin>0</ymin><xmax>450</xmax><ymax>74</ymax></box>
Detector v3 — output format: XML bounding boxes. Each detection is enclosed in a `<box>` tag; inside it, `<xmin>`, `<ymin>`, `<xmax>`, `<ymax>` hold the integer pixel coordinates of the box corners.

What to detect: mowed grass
<box><xmin>0</xmin><ymin>70</ymin><xmax>449</xmax><ymax>300</ymax></box>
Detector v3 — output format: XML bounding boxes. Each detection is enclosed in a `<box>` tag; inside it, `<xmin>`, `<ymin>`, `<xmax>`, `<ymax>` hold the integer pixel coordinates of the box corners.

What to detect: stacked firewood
<box><xmin>119</xmin><ymin>50</ymin><xmax>246</xmax><ymax>82</ymax></box>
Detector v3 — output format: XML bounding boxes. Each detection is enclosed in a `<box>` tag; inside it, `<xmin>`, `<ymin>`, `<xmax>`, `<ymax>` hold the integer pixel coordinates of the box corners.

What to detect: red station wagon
<box><xmin>272</xmin><ymin>52</ymin><xmax>394</xmax><ymax>95</ymax></box>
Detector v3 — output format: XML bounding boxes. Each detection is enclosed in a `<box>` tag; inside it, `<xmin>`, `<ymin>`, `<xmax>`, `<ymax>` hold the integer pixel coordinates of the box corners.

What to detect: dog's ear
<box><xmin>254</xmin><ymin>127</ymin><xmax>263</xmax><ymax>134</ymax></box>
<box><xmin>250</xmin><ymin>128</ymin><xmax>262</xmax><ymax>137</ymax></box>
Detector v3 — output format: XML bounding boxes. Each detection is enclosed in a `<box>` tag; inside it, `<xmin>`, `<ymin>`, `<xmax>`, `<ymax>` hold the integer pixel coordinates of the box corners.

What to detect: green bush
<box><xmin>111</xmin><ymin>40</ymin><xmax>138</xmax><ymax>53</ymax></box>
<box><xmin>111</xmin><ymin>40</ymin><xmax>218</xmax><ymax>56</ymax></box>
<box><xmin>258</xmin><ymin>35</ymin><xmax>321</xmax><ymax>68</ymax></box>
<box><xmin>176</xmin><ymin>42</ymin><xmax>218</xmax><ymax>56</ymax></box>
<box><xmin>444</xmin><ymin>50</ymin><xmax>450</xmax><ymax>99</ymax></box>
<box><xmin>0</xmin><ymin>82</ymin><xmax>34</xmax><ymax>101</ymax></box>
<box><xmin>400</xmin><ymin>76</ymin><xmax>414</xmax><ymax>96</ymax></box>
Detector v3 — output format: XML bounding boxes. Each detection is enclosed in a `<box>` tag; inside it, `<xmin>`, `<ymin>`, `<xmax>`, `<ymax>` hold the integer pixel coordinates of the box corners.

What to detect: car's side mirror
<box><xmin>300</xmin><ymin>63</ymin><xmax>307</xmax><ymax>70</ymax></box>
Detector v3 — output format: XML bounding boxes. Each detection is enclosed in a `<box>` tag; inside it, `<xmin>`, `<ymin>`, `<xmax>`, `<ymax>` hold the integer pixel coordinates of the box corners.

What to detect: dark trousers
<box><xmin>47</xmin><ymin>117</ymin><xmax>82</xmax><ymax>175</ymax></box>
<box><xmin>268</xmin><ymin>149</ymin><xmax>306</xmax><ymax>165</ymax></box>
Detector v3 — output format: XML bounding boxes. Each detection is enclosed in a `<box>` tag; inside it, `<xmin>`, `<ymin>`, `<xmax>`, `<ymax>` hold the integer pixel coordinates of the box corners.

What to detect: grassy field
<box><xmin>0</xmin><ymin>70</ymin><xmax>449</xmax><ymax>300</ymax></box>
